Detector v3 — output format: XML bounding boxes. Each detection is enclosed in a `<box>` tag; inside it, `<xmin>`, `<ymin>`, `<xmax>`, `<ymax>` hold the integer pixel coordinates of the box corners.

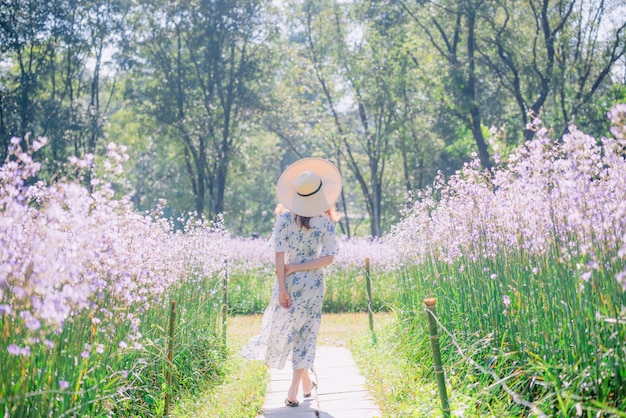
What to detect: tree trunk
<box><xmin>466</xmin><ymin>8</ymin><xmax>490</xmax><ymax>168</ymax></box>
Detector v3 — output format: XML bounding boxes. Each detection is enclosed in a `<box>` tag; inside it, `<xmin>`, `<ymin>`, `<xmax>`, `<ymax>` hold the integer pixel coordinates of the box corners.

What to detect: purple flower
<box><xmin>617</xmin><ymin>271</ymin><xmax>626</xmax><ymax>291</ymax></box>
<box><xmin>59</xmin><ymin>380</ymin><xmax>70</xmax><ymax>390</ymax></box>
<box><xmin>32</xmin><ymin>136</ymin><xmax>47</xmax><ymax>151</ymax></box>
<box><xmin>13</xmin><ymin>286</ymin><xmax>26</xmax><ymax>299</ymax></box>
<box><xmin>7</xmin><ymin>344</ymin><xmax>20</xmax><ymax>355</ymax></box>
<box><xmin>25</xmin><ymin>317</ymin><xmax>41</xmax><ymax>331</ymax></box>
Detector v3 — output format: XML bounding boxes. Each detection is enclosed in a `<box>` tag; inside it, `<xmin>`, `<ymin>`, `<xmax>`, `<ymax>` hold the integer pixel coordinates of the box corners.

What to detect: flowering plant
<box><xmin>0</xmin><ymin>137</ymin><xmax>228</xmax><ymax>415</ymax></box>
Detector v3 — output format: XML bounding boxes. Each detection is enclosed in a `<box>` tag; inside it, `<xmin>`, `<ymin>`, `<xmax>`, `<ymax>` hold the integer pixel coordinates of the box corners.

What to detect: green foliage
<box><xmin>226</xmin><ymin>264</ymin><xmax>396</xmax><ymax>315</ymax></box>
<box><xmin>0</xmin><ymin>276</ymin><xmax>227</xmax><ymax>417</ymax></box>
<box><xmin>171</xmin><ymin>315</ymin><xmax>268</xmax><ymax>418</ymax></box>
<box><xmin>351</xmin><ymin>314</ymin><xmax>516</xmax><ymax>417</ymax></box>
<box><xmin>120</xmin><ymin>0</ymin><xmax>273</xmax><ymax>218</ymax></box>
<box><xmin>1</xmin><ymin>0</ymin><xmax>624</xmax><ymax>237</ymax></box>
<box><xmin>223</xmin><ymin>131</ymin><xmax>284</xmax><ymax>237</ymax></box>
<box><xmin>0</xmin><ymin>0</ymin><xmax>126</xmax><ymax>168</ymax></box>
<box><xmin>324</xmin><ymin>267</ymin><xmax>396</xmax><ymax>313</ymax></box>
<box><xmin>575</xmin><ymin>84</ymin><xmax>626</xmax><ymax>139</ymax></box>
<box><xmin>442</xmin><ymin>126</ymin><xmax>477</xmax><ymax>172</ymax></box>
<box><xmin>105</xmin><ymin>106</ymin><xmax>197</xmax><ymax>213</ymax></box>
<box><xmin>227</xmin><ymin>269</ymin><xmax>275</xmax><ymax>315</ymax></box>
<box><xmin>394</xmin><ymin>248</ymin><xmax>626</xmax><ymax>416</ymax></box>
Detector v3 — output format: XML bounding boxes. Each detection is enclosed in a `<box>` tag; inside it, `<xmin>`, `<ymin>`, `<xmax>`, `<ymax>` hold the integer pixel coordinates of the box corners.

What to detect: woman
<box><xmin>240</xmin><ymin>157</ymin><xmax>342</xmax><ymax>407</ymax></box>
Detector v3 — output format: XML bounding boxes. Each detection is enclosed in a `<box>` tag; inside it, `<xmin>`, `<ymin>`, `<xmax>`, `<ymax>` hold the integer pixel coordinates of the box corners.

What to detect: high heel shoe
<box><xmin>285</xmin><ymin>398</ymin><xmax>299</xmax><ymax>407</ymax></box>
<box><xmin>304</xmin><ymin>382</ymin><xmax>317</xmax><ymax>398</ymax></box>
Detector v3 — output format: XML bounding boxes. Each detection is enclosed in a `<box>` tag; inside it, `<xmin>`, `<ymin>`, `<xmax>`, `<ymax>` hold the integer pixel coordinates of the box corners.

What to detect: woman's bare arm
<box><xmin>275</xmin><ymin>252</ymin><xmax>291</xmax><ymax>309</ymax></box>
<box><xmin>284</xmin><ymin>255</ymin><xmax>334</xmax><ymax>276</ymax></box>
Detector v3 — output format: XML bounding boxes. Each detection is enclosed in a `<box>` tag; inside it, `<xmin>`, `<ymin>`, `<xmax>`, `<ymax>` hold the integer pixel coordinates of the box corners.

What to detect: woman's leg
<box><xmin>301</xmin><ymin>369</ymin><xmax>313</xmax><ymax>394</ymax></box>
<box><xmin>287</xmin><ymin>368</ymin><xmax>306</xmax><ymax>402</ymax></box>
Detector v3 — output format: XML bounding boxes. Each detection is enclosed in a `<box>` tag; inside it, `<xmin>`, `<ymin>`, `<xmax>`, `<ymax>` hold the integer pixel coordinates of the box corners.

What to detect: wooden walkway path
<box><xmin>257</xmin><ymin>346</ymin><xmax>382</xmax><ymax>418</ymax></box>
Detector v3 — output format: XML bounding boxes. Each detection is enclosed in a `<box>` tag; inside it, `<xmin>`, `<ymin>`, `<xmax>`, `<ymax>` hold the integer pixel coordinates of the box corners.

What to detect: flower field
<box><xmin>2</xmin><ymin>105</ymin><xmax>626</xmax><ymax>417</ymax></box>
<box><xmin>390</xmin><ymin>106</ymin><xmax>626</xmax><ymax>416</ymax></box>
<box><xmin>0</xmin><ymin>138</ymin><xmax>394</xmax><ymax>416</ymax></box>
<box><xmin>0</xmin><ymin>139</ymin><xmax>236</xmax><ymax>416</ymax></box>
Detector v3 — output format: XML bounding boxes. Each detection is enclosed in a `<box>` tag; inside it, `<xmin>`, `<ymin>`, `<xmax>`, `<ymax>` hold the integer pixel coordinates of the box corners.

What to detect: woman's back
<box><xmin>273</xmin><ymin>211</ymin><xmax>337</xmax><ymax>264</ymax></box>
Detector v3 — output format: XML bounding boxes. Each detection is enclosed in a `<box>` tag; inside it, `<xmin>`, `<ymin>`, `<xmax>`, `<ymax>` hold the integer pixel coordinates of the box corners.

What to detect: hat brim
<box><xmin>276</xmin><ymin>158</ymin><xmax>342</xmax><ymax>217</ymax></box>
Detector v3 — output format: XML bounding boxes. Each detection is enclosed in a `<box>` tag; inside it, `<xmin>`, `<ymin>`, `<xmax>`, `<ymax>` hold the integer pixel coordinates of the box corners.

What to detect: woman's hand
<box><xmin>278</xmin><ymin>288</ymin><xmax>291</xmax><ymax>309</ymax></box>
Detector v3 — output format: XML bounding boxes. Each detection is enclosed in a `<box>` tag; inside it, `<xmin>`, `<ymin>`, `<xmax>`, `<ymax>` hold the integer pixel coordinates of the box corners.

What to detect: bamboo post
<box><xmin>424</xmin><ymin>298</ymin><xmax>450</xmax><ymax>417</ymax></box>
<box><xmin>222</xmin><ymin>261</ymin><xmax>228</xmax><ymax>346</ymax></box>
<box><xmin>364</xmin><ymin>257</ymin><xmax>376</xmax><ymax>344</ymax></box>
<box><xmin>164</xmin><ymin>300</ymin><xmax>177</xmax><ymax>417</ymax></box>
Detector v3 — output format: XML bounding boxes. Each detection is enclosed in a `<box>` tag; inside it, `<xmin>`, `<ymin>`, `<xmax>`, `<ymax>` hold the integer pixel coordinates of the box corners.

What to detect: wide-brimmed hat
<box><xmin>276</xmin><ymin>157</ymin><xmax>342</xmax><ymax>217</ymax></box>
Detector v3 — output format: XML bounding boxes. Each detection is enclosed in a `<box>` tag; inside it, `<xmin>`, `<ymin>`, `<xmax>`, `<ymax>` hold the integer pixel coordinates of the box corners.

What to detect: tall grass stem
<box><xmin>222</xmin><ymin>261</ymin><xmax>229</xmax><ymax>346</ymax></box>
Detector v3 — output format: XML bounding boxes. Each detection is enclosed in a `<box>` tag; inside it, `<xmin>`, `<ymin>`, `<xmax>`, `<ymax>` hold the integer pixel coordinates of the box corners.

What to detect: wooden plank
<box><xmin>257</xmin><ymin>346</ymin><xmax>382</xmax><ymax>418</ymax></box>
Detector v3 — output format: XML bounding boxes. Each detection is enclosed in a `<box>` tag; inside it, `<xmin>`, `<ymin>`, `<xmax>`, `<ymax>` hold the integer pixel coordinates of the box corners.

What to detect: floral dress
<box><xmin>240</xmin><ymin>211</ymin><xmax>339</xmax><ymax>370</ymax></box>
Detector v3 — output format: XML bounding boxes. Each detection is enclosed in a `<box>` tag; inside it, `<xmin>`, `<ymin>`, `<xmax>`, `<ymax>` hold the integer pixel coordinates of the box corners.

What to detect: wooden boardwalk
<box><xmin>257</xmin><ymin>346</ymin><xmax>382</xmax><ymax>418</ymax></box>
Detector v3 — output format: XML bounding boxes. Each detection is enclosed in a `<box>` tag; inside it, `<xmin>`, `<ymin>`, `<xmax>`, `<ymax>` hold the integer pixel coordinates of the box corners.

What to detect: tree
<box><xmin>297</xmin><ymin>0</ymin><xmax>412</xmax><ymax>237</ymax></box>
<box><xmin>0</xmin><ymin>0</ymin><xmax>71</xmax><ymax>158</ymax></box>
<box><xmin>124</xmin><ymin>0</ymin><xmax>272</xmax><ymax>218</ymax></box>
<box><xmin>0</xmin><ymin>0</ymin><xmax>125</xmax><ymax>167</ymax></box>
<box><xmin>397</xmin><ymin>0</ymin><xmax>626</xmax><ymax>167</ymax></box>
<box><xmin>396</xmin><ymin>0</ymin><xmax>499</xmax><ymax>168</ymax></box>
<box><xmin>482</xmin><ymin>0</ymin><xmax>626</xmax><ymax>140</ymax></box>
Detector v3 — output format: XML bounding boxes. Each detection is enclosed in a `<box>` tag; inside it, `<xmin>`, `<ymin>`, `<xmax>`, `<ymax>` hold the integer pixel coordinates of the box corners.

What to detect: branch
<box><xmin>396</xmin><ymin>0</ymin><xmax>452</xmax><ymax>61</ymax></box>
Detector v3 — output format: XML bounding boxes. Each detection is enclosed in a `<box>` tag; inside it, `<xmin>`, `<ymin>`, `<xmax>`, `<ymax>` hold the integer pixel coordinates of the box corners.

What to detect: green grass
<box><xmin>174</xmin><ymin>311</ymin><xmax>583</xmax><ymax>417</ymax></box>
<box><xmin>227</xmin><ymin>266</ymin><xmax>396</xmax><ymax>314</ymax></box>
<box><xmin>394</xmin><ymin>246</ymin><xmax>626</xmax><ymax>417</ymax></box>
<box><xmin>0</xmin><ymin>259</ymin><xmax>393</xmax><ymax>417</ymax></box>
<box><xmin>0</xmin><ymin>275</ymin><xmax>226</xmax><ymax>417</ymax></box>
<box><xmin>172</xmin><ymin>312</ymin><xmax>389</xmax><ymax>417</ymax></box>
<box><xmin>172</xmin><ymin>315</ymin><xmax>268</xmax><ymax>418</ymax></box>
<box><xmin>350</xmin><ymin>311</ymin><xmax>516</xmax><ymax>417</ymax></box>
<box><xmin>169</xmin><ymin>247</ymin><xmax>625</xmax><ymax>418</ymax></box>
<box><xmin>175</xmin><ymin>311</ymin><xmax>509</xmax><ymax>418</ymax></box>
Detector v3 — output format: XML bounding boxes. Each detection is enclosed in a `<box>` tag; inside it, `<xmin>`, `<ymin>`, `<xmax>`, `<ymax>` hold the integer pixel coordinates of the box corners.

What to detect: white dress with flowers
<box><xmin>240</xmin><ymin>211</ymin><xmax>339</xmax><ymax>370</ymax></box>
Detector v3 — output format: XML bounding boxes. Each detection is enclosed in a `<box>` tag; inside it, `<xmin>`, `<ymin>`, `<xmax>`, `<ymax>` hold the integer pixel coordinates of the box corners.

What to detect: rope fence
<box><xmin>424</xmin><ymin>300</ymin><xmax>548</xmax><ymax>418</ymax></box>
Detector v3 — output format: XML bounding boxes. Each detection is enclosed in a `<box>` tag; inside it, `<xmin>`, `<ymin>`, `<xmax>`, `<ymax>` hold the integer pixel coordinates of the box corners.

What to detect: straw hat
<box><xmin>276</xmin><ymin>158</ymin><xmax>342</xmax><ymax>217</ymax></box>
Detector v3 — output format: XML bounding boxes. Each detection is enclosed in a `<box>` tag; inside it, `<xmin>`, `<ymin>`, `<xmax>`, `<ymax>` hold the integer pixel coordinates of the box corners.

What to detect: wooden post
<box><xmin>164</xmin><ymin>300</ymin><xmax>177</xmax><ymax>417</ymax></box>
<box><xmin>222</xmin><ymin>261</ymin><xmax>228</xmax><ymax>346</ymax></box>
<box><xmin>364</xmin><ymin>257</ymin><xmax>376</xmax><ymax>344</ymax></box>
<box><xmin>424</xmin><ymin>298</ymin><xmax>450</xmax><ymax>417</ymax></box>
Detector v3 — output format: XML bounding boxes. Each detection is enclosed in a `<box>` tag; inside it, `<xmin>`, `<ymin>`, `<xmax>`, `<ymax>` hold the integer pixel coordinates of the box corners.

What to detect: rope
<box><xmin>425</xmin><ymin>306</ymin><xmax>548</xmax><ymax>418</ymax></box>
<box><xmin>310</xmin><ymin>366</ymin><xmax>321</xmax><ymax>417</ymax></box>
